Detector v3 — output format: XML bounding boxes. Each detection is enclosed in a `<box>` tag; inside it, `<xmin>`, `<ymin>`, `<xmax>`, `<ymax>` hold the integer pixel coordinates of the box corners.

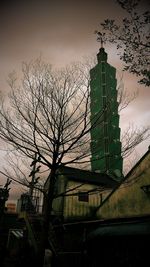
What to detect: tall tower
<box><xmin>90</xmin><ymin>46</ymin><xmax>123</xmax><ymax>179</ymax></box>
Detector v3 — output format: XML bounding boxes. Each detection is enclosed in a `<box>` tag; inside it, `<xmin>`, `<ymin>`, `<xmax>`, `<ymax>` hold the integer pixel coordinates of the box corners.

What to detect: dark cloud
<box><xmin>0</xmin><ymin>0</ymin><xmax>124</xmax><ymax>88</ymax></box>
<box><xmin>0</xmin><ymin>0</ymin><xmax>122</xmax><ymax>53</ymax></box>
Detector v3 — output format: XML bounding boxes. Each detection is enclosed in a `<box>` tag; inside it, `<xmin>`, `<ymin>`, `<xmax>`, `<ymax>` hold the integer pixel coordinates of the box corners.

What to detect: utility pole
<box><xmin>29</xmin><ymin>152</ymin><xmax>41</xmax><ymax>197</ymax></box>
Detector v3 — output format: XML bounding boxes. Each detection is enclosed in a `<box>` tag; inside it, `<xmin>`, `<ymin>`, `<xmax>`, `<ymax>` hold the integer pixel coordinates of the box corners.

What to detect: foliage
<box><xmin>96</xmin><ymin>0</ymin><xmax>150</xmax><ymax>86</ymax></box>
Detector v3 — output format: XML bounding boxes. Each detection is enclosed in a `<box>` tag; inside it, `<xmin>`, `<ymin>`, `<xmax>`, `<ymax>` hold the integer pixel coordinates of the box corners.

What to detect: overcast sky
<box><xmin>0</xmin><ymin>0</ymin><xmax>149</xmax><ymax>201</ymax></box>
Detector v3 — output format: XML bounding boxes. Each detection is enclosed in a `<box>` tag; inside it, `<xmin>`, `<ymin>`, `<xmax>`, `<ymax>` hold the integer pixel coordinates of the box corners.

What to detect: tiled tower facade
<box><xmin>90</xmin><ymin>47</ymin><xmax>123</xmax><ymax>179</ymax></box>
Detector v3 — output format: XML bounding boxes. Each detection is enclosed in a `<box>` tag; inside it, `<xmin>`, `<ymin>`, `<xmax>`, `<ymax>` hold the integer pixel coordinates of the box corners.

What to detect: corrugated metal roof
<box><xmin>58</xmin><ymin>166</ymin><xmax>118</xmax><ymax>188</ymax></box>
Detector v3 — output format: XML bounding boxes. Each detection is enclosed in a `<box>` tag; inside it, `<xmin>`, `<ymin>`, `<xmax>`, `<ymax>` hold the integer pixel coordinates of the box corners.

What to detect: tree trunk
<box><xmin>37</xmin><ymin>168</ymin><xmax>56</xmax><ymax>267</ymax></box>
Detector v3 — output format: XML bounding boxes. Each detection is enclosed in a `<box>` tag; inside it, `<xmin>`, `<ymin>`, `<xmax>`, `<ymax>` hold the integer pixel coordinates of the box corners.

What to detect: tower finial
<box><xmin>101</xmin><ymin>37</ymin><xmax>103</xmax><ymax>48</ymax></box>
<box><xmin>95</xmin><ymin>31</ymin><xmax>105</xmax><ymax>48</ymax></box>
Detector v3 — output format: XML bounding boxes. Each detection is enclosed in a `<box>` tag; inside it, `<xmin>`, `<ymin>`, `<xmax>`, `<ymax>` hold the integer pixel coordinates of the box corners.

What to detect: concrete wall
<box><xmin>97</xmin><ymin>152</ymin><xmax>150</xmax><ymax>219</ymax></box>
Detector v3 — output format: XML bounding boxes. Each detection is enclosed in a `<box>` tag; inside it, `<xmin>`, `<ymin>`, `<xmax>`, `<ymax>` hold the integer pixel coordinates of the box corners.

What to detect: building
<box><xmin>90</xmin><ymin>46</ymin><xmax>122</xmax><ymax>178</ymax></box>
<box><xmin>47</xmin><ymin>166</ymin><xmax>118</xmax><ymax>222</ymax></box>
<box><xmin>96</xmin><ymin>146</ymin><xmax>150</xmax><ymax>219</ymax></box>
<box><xmin>6</xmin><ymin>202</ymin><xmax>16</xmax><ymax>213</ymax></box>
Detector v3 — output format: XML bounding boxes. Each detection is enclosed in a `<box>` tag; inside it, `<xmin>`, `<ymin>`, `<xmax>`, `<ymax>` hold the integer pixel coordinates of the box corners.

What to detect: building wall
<box><xmin>97</xmin><ymin>152</ymin><xmax>150</xmax><ymax>219</ymax></box>
<box><xmin>63</xmin><ymin>181</ymin><xmax>100</xmax><ymax>220</ymax></box>
<box><xmin>52</xmin><ymin>175</ymin><xmax>111</xmax><ymax>221</ymax></box>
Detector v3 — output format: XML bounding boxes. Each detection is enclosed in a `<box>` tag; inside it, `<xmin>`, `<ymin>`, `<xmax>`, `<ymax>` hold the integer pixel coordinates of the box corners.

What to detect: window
<box><xmin>104</xmin><ymin>139</ymin><xmax>109</xmax><ymax>154</ymax></box>
<box><xmin>102</xmin><ymin>73</ymin><xmax>105</xmax><ymax>82</ymax></box>
<box><xmin>102</xmin><ymin>96</ymin><xmax>106</xmax><ymax>107</ymax></box>
<box><xmin>102</xmin><ymin>63</ymin><xmax>105</xmax><ymax>72</ymax></box>
<box><xmin>102</xmin><ymin>85</ymin><xmax>106</xmax><ymax>95</ymax></box>
<box><xmin>78</xmin><ymin>192</ymin><xmax>89</xmax><ymax>202</ymax></box>
<box><xmin>141</xmin><ymin>185</ymin><xmax>150</xmax><ymax>194</ymax></box>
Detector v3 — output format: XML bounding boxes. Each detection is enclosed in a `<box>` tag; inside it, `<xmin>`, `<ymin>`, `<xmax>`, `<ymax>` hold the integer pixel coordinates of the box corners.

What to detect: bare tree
<box><xmin>0</xmin><ymin>58</ymin><xmax>105</xmax><ymax>266</ymax></box>
<box><xmin>121</xmin><ymin>123</ymin><xmax>149</xmax><ymax>163</ymax></box>
<box><xmin>117</xmin><ymin>72</ymin><xmax>138</xmax><ymax>113</ymax></box>
<box><xmin>116</xmin><ymin>73</ymin><xmax>149</xmax><ymax>160</ymax></box>
<box><xmin>96</xmin><ymin>0</ymin><xmax>150</xmax><ymax>86</ymax></box>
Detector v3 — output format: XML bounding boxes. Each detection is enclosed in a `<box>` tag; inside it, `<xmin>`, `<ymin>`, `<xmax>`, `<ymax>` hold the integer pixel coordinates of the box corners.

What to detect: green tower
<box><xmin>90</xmin><ymin>46</ymin><xmax>123</xmax><ymax>179</ymax></box>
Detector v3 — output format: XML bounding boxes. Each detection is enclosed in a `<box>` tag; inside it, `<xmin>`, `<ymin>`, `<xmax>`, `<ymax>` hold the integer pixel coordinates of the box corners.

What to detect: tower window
<box><xmin>102</xmin><ymin>85</ymin><xmax>106</xmax><ymax>95</ymax></box>
<box><xmin>102</xmin><ymin>63</ymin><xmax>105</xmax><ymax>72</ymax></box>
<box><xmin>102</xmin><ymin>73</ymin><xmax>105</xmax><ymax>82</ymax></box>
<box><xmin>105</xmin><ymin>141</ymin><xmax>109</xmax><ymax>152</ymax></box>
<box><xmin>102</xmin><ymin>96</ymin><xmax>106</xmax><ymax>107</ymax></box>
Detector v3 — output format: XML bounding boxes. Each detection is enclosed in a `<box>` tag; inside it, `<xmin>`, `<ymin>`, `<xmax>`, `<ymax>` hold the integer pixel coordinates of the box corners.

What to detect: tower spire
<box><xmin>95</xmin><ymin>31</ymin><xmax>105</xmax><ymax>48</ymax></box>
<box><xmin>101</xmin><ymin>37</ymin><xmax>104</xmax><ymax>48</ymax></box>
<box><xmin>95</xmin><ymin>31</ymin><xmax>107</xmax><ymax>63</ymax></box>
